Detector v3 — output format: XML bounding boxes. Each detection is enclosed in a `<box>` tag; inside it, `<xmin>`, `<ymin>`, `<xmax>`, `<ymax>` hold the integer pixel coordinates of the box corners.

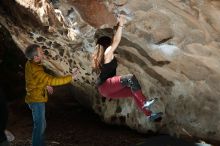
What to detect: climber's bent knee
<box><xmin>120</xmin><ymin>74</ymin><xmax>141</xmax><ymax>91</ymax></box>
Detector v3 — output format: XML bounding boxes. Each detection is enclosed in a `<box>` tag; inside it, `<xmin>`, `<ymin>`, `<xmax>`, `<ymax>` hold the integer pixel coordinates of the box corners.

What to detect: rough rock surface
<box><xmin>0</xmin><ymin>0</ymin><xmax>220</xmax><ymax>142</ymax></box>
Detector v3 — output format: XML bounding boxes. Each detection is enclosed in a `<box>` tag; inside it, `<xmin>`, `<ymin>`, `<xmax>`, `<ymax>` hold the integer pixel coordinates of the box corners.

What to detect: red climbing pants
<box><xmin>98</xmin><ymin>75</ymin><xmax>151</xmax><ymax>116</ymax></box>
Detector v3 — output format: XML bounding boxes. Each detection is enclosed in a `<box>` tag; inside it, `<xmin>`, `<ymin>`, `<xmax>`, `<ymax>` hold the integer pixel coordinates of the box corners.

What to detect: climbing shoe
<box><xmin>142</xmin><ymin>97</ymin><xmax>158</xmax><ymax>109</ymax></box>
<box><xmin>149</xmin><ymin>112</ymin><xmax>163</xmax><ymax>122</ymax></box>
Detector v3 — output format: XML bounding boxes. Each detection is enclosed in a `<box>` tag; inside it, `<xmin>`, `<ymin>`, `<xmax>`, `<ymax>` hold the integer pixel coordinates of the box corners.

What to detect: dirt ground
<box><xmin>7</xmin><ymin>97</ymin><xmax>152</xmax><ymax>146</ymax></box>
<box><xmin>6</xmin><ymin>97</ymin><xmax>217</xmax><ymax>146</ymax></box>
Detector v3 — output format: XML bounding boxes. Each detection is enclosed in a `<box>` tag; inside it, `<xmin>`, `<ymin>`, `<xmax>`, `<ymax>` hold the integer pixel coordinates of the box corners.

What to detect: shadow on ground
<box><xmin>132</xmin><ymin>135</ymin><xmax>212</xmax><ymax>146</ymax></box>
<box><xmin>7</xmin><ymin>95</ymin><xmax>149</xmax><ymax>146</ymax></box>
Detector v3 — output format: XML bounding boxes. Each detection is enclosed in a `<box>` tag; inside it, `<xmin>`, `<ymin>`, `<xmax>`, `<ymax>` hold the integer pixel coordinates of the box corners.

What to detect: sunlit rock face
<box><xmin>0</xmin><ymin>0</ymin><xmax>220</xmax><ymax>142</ymax></box>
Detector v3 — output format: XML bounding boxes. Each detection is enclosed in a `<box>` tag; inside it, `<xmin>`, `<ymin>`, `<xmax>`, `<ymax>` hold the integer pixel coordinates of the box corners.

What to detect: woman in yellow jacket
<box><xmin>25</xmin><ymin>44</ymin><xmax>79</xmax><ymax>146</ymax></box>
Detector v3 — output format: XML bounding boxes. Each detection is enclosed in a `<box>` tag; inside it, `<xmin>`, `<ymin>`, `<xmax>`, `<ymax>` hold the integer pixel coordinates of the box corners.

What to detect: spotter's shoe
<box><xmin>5</xmin><ymin>130</ymin><xmax>15</xmax><ymax>142</ymax></box>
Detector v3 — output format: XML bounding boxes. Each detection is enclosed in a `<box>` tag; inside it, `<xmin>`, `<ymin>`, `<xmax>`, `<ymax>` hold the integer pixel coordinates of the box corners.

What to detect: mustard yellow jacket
<box><xmin>25</xmin><ymin>61</ymin><xmax>72</xmax><ymax>103</ymax></box>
